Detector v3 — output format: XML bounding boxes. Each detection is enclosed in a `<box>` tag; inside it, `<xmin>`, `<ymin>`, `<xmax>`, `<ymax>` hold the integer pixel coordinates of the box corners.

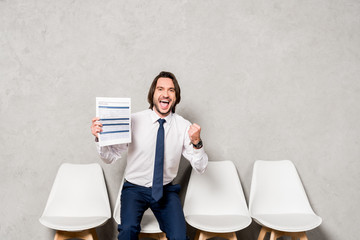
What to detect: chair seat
<box><xmin>252</xmin><ymin>213</ymin><xmax>322</xmax><ymax>232</ymax></box>
<box><xmin>140</xmin><ymin>212</ymin><xmax>162</xmax><ymax>233</ymax></box>
<box><xmin>39</xmin><ymin>216</ymin><xmax>109</xmax><ymax>231</ymax></box>
<box><xmin>186</xmin><ymin>215</ymin><xmax>252</xmax><ymax>233</ymax></box>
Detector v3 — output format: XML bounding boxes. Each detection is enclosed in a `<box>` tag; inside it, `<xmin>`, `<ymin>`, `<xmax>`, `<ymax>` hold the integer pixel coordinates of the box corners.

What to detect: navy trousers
<box><xmin>118</xmin><ymin>181</ymin><xmax>187</xmax><ymax>240</ymax></box>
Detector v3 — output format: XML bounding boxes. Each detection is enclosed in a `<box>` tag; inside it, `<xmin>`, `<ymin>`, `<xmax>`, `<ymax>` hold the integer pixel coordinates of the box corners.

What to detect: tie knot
<box><xmin>158</xmin><ymin>118</ymin><xmax>166</xmax><ymax>126</ymax></box>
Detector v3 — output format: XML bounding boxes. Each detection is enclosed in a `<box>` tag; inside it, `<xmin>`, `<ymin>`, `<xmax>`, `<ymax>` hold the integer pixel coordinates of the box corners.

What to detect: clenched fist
<box><xmin>188</xmin><ymin>123</ymin><xmax>201</xmax><ymax>145</ymax></box>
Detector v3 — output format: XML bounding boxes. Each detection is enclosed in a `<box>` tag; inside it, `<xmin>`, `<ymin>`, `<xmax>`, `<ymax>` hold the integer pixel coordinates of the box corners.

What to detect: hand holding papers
<box><xmin>96</xmin><ymin>97</ymin><xmax>131</xmax><ymax>146</ymax></box>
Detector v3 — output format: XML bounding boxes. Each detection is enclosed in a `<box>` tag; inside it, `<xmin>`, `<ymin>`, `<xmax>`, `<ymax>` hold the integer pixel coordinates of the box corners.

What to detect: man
<box><xmin>91</xmin><ymin>71</ymin><xmax>208</xmax><ymax>240</ymax></box>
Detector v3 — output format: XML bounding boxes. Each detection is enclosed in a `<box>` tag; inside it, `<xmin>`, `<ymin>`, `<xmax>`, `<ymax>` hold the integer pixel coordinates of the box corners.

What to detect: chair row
<box><xmin>39</xmin><ymin>160</ymin><xmax>322</xmax><ymax>240</ymax></box>
<box><xmin>182</xmin><ymin>160</ymin><xmax>322</xmax><ymax>240</ymax></box>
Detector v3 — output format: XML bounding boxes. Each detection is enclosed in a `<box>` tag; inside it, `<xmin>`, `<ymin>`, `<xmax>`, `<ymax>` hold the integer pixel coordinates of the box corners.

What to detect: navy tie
<box><xmin>152</xmin><ymin>118</ymin><xmax>166</xmax><ymax>201</ymax></box>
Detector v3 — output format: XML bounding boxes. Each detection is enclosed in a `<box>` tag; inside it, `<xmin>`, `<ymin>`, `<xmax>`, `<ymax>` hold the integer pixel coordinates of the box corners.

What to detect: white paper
<box><xmin>96</xmin><ymin>97</ymin><xmax>131</xmax><ymax>146</ymax></box>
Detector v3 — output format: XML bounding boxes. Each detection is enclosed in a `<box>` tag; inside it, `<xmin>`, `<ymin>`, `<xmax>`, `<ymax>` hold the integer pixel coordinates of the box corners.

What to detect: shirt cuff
<box><xmin>193</xmin><ymin>145</ymin><xmax>206</xmax><ymax>155</ymax></box>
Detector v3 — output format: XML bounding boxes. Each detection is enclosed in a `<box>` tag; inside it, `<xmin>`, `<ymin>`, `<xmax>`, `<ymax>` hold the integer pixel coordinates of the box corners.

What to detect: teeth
<box><xmin>160</xmin><ymin>100</ymin><xmax>169</xmax><ymax>108</ymax></box>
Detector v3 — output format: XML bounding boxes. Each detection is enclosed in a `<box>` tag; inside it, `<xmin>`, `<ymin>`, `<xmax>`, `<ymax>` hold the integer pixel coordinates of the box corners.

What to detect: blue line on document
<box><xmin>100</xmin><ymin>130</ymin><xmax>130</xmax><ymax>134</ymax></box>
<box><xmin>102</xmin><ymin>123</ymin><xmax>129</xmax><ymax>126</ymax></box>
<box><xmin>98</xmin><ymin>106</ymin><xmax>130</xmax><ymax>109</ymax></box>
<box><xmin>100</xmin><ymin>118</ymin><xmax>130</xmax><ymax>121</ymax></box>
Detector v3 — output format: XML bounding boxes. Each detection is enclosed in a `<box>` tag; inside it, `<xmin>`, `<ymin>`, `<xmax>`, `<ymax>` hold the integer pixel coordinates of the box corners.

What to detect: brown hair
<box><xmin>147</xmin><ymin>71</ymin><xmax>181</xmax><ymax>113</ymax></box>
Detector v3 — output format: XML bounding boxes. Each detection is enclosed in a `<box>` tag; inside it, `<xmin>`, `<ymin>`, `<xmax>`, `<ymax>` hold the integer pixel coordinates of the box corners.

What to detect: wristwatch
<box><xmin>192</xmin><ymin>139</ymin><xmax>203</xmax><ymax>149</ymax></box>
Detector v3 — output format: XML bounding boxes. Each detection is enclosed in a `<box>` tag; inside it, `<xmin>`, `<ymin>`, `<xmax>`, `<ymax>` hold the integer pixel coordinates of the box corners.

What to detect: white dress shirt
<box><xmin>96</xmin><ymin>109</ymin><xmax>208</xmax><ymax>187</ymax></box>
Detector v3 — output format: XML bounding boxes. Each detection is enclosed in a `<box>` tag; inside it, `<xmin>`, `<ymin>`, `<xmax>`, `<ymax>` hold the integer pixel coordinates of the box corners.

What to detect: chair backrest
<box><xmin>41</xmin><ymin>163</ymin><xmax>111</xmax><ymax>219</ymax></box>
<box><xmin>183</xmin><ymin>160</ymin><xmax>250</xmax><ymax>217</ymax></box>
<box><xmin>249</xmin><ymin>160</ymin><xmax>316</xmax><ymax>215</ymax></box>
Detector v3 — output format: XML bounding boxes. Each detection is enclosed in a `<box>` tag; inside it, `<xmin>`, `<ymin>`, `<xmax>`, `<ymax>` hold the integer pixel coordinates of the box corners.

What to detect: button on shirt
<box><xmin>96</xmin><ymin>109</ymin><xmax>208</xmax><ymax>187</ymax></box>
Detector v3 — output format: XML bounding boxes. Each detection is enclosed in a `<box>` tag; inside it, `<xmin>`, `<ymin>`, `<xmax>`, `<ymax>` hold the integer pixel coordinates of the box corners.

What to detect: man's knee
<box><xmin>163</xmin><ymin>224</ymin><xmax>187</xmax><ymax>240</ymax></box>
<box><xmin>117</xmin><ymin>224</ymin><xmax>140</xmax><ymax>240</ymax></box>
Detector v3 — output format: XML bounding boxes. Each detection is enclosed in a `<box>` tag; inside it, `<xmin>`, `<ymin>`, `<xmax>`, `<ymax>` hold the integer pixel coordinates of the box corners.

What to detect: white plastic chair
<box><xmin>39</xmin><ymin>163</ymin><xmax>111</xmax><ymax>240</ymax></box>
<box><xmin>249</xmin><ymin>160</ymin><xmax>322</xmax><ymax>240</ymax></box>
<box><xmin>113</xmin><ymin>178</ymin><xmax>166</xmax><ymax>240</ymax></box>
<box><xmin>183</xmin><ymin>161</ymin><xmax>252</xmax><ymax>240</ymax></box>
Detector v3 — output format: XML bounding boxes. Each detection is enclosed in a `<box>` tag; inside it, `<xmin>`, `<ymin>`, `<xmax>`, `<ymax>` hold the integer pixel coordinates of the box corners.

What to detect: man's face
<box><xmin>153</xmin><ymin>77</ymin><xmax>177</xmax><ymax>118</ymax></box>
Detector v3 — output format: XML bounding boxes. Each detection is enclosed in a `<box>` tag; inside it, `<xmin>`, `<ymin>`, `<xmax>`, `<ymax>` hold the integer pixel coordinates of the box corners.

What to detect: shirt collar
<box><xmin>150</xmin><ymin>109</ymin><xmax>173</xmax><ymax>125</ymax></box>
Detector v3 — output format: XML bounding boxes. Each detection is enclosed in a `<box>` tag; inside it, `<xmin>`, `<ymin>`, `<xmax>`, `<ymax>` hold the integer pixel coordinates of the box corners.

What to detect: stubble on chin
<box><xmin>154</xmin><ymin>105</ymin><xmax>171</xmax><ymax>117</ymax></box>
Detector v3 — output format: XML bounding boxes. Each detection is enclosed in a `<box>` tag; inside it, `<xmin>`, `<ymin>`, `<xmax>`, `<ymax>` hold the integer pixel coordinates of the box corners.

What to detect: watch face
<box><xmin>193</xmin><ymin>140</ymin><xmax>203</xmax><ymax>148</ymax></box>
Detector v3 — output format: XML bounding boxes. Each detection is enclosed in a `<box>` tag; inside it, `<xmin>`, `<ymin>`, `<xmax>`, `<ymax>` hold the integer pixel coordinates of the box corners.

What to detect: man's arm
<box><xmin>183</xmin><ymin>123</ymin><xmax>208</xmax><ymax>173</ymax></box>
<box><xmin>91</xmin><ymin>117</ymin><xmax>128</xmax><ymax>164</ymax></box>
<box><xmin>95</xmin><ymin>143</ymin><xmax>128</xmax><ymax>164</ymax></box>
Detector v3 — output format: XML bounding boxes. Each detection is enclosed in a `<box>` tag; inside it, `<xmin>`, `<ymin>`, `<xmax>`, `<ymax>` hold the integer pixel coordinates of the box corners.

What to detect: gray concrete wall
<box><xmin>1</xmin><ymin>0</ymin><xmax>359</xmax><ymax>239</ymax></box>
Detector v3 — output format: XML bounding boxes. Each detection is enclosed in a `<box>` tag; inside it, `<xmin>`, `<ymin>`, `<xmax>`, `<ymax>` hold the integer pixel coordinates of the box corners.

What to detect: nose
<box><xmin>162</xmin><ymin>90</ymin><xmax>169</xmax><ymax>97</ymax></box>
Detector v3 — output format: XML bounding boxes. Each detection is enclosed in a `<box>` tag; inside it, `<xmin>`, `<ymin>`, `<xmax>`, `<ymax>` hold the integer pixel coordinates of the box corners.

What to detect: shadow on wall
<box><xmin>97</xmin><ymin>219</ymin><xmax>118</xmax><ymax>240</ymax></box>
<box><xmin>97</xmin><ymin>170</ymin><xmax>119</xmax><ymax>240</ymax></box>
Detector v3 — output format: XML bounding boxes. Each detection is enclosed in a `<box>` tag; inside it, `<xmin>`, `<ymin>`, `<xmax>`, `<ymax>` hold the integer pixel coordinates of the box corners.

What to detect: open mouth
<box><xmin>159</xmin><ymin>99</ymin><xmax>170</xmax><ymax>109</ymax></box>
